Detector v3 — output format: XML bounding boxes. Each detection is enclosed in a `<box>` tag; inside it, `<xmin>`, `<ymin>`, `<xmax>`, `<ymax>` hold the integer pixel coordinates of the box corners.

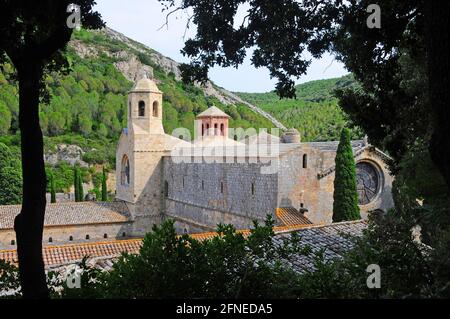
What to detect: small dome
<box><xmin>132</xmin><ymin>77</ymin><xmax>161</xmax><ymax>93</ymax></box>
<box><xmin>196</xmin><ymin>105</ymin><xmax>230</xmax><ymax>118</ymax></box>
<box><xmin>282</xmin><ymin>128</ymin><xmax>301</xmax><ymax>143</ymax></box>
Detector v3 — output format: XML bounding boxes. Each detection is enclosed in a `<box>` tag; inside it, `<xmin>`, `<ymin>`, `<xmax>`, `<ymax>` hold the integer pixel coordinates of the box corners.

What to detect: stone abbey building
<box><xmin>115</xmin><ymin>77</ymin><xmax>394</xmax><ymax>236</ymax></box>
<box><xmin>0</xmin><ymin>77</ymin><xmax>394</xmax><ymax>250</ymax></box>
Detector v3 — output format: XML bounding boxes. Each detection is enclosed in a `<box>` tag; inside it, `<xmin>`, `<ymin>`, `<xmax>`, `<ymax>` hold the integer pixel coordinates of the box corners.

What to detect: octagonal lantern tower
<box><xmin>196</xmin><ymin>105</ymin><xmax>230</xmax><ymax>138</ymax></box>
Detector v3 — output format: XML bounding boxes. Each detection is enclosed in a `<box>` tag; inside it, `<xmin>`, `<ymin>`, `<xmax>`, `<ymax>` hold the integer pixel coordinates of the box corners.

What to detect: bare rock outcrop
<box><xmin>45</xmin><ymin>144</ymin><xmax>88</xmax><ymax>167</ymax></box>
<box><xmin>114</xmin><ymin>54</ymin><xmax>154</xmax><ymax>82</ymax></box>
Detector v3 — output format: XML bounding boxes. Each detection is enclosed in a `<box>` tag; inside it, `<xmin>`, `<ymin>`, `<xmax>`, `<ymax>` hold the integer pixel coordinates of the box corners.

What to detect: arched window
<box><xmin>138</xmin><ymin>101</ymin><xmax>146</xmax><ymax>117</ymax></box>
<box><xmin>121</xmin><ymin>155</ymin><xmax>130</xmax><ymax>186</ymax></box>
<box><xmin>85</xmin><ymin>234</ymin><xmax>90</xmax><ymax>240</ymax></box>
<box><xmin>122</xmin><ymin>232</ymin><xmax>126</xmax><ymax>237</ymax></box>
<box><xmin>206</xmin><ymin>124</ymin><xmax>210</xmax><ymax>135</ymax></box>
<box><xmin>214</xmin><ymin>123</ymin><xmax>218</xmax><ymax>135</ymax></box>
<box><xmin>303</xmin><ymin>154</ymin><xmax>308</xmax><ymax>169</ymax></box>
<box><xmin>251</xmin><ymin>182</ymin><xmax>255</xmax><ymax>195</ymax></box>
<box><xmin>220</xmin><ymin>123</ymin><xmax>224</xmax><ymax>136</ymax></box>
<box><xmin>152</xmin><ymin>101</ymin><xmax>158</xmax><ymax>117</ymax></box>
<box><xmin>220</xmin><ymin>181</ymin><xmax>224</xmax><ymax>194</ymax></box>
<box><xmin>69</xmin><ymin>236</ymin><xmax>73</xmax><ymax>241</ymax></box>
<box><xmin>202</xmin><ymin>124</ymin><xmax>205</xmax><ymax>136</ymax></box>
<box><xmin>49</xmin><ymin>237</ymin><xmax>53</xmax><ymax>243</ymax></box>
<box><xmin>164</xmin><ymin>180</ymin><xmax>169</xmax><ymax>197</ymax></box>
<box><xmin>104</xmin><ymin>233</ymin><xmax>108</xmax><ymax>239</ymax></box>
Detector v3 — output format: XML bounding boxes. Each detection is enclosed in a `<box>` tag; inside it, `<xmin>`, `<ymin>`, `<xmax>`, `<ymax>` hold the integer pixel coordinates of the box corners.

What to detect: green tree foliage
<box><xmin>101</xmin><ymin>167</ymin><xmax>107</xmax><ymax>201</ymax></box>
<box><xmin>73</xmin><ymin>166</ymin><xmax>79</xmax><ymax>202</ymax></box>
<box><xmin>332</xmin><ymin>128</ymin><xmax>360</xmax><ymax>222</ymax></box>
<box><xmin>0</xmin><ymin>143</ymin><xmax>22</xmax><ymax>205</ymax></box>
<box><xmin>390</xmin><ymin>140</ymin><xmax>450</xmax><ymax>243</ymax></box>
<box><xmin>0</xmin><ymin>259</ymin><xmax>20</xmax><ymax>297</ymax></box>
<box><xmin>77</xmin><ymin>167</ymin><xmax>84</xmax><ymax>202</ymax></box>
<box><xmin>0</xmin><ymin>100</ymin><xmax>12</xmax><ymax>134</ymax></box>
<box><xmin>48</xmin><ymin>170</ymin><xmax>56</xmax><ymax>203</ymax></box>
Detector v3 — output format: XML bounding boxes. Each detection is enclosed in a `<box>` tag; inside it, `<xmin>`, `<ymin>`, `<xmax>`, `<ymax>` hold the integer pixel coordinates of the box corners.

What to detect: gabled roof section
<box><xmin>0</xmin><ymin>202</ymin><xmax>130</xmax><ymax>230</ymax></box>
<box><xmin>196</xmin><ymin>105</ymin><xmax>230</xmax><ymax>118</ymax></box>
<box><xmin>131</xmin><ymin>77</ymin><xmax>162</xmax><ymax>93</ymax></box>
<box><xmin>276</xmin><ymin>207</ymin><xmax>313</xmax><ymax>226</ymax></box>
<box><xmin>273</xmin><ymin>220</ymin><xmax>366</xmax><ymax>273</ymax></box>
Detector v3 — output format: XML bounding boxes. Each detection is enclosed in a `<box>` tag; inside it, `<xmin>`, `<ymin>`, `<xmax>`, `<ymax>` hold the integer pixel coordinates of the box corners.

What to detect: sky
<box><xmin>94</xmin><ymin>0</ymin><xmax>348</xmax><ymax>93</ymax></box>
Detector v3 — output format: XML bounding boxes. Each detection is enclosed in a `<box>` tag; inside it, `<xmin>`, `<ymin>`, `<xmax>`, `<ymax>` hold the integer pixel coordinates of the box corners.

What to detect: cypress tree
<box><xmin>332</xmin><ymin>128</ymin><xmax>361</xmax><ymax>222</ymax></box>
<box><xmin>78</xmin><ymin>168</ymin><xmax>84</xmax><ymax>202</ymax></box>
<box><xmin>73</xmin><ymin>167</ymin><xmax>79</xmax><ymax>202</ymax></box>
<box><xmin>101</xmin><ymin>167</ymin><xmax>108</xmax><ymax>201</ymax></box>
<box><xmin>49</xmin><ymin>171</ymin><xmax>56</xmax><ymax>203</ymax></box>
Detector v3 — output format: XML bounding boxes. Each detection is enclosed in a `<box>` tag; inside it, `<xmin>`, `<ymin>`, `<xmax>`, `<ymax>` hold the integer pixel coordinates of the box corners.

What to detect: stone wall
<box><xmin>277</xmin><ymin>146</ymin><xmax>333</xmax><ymax>223</ymax></box>
<box><xmin>277</xmin><ymin>146</ymin><xmax>394</xmax><ymax>224</ymax></box>
<box><xmin>163</xmin><ymin>156</ymin><xmax>278</xmax><ymax>232</ymax></box>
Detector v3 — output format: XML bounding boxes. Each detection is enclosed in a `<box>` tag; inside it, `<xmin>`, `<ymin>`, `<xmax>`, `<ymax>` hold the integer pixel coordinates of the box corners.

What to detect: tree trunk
<box><xmin>13</xmin><ymin>61</ymin><xmax>49</xmax><ymax>299</ymax></box>
<box><xmin>426</xmin><ymin>1</ymin><xmax>450</xmax><ymax>190</ymax></box>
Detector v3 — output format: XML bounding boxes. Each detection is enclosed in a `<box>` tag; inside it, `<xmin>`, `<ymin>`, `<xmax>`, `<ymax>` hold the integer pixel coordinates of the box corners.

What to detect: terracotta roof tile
<box><xmin>0</xmin><ymin>238</ymin><xmax>142</xmax><ymax>267</ymax></box>
<box><xmin>276</xmin><ymin>207</ymin><xmax>313</xmax><ymax>226</ymax></box>
<box><xmin>196</xmin><ymin>105</ymin><xmax>230</xmax><ymax>118</ymax></box>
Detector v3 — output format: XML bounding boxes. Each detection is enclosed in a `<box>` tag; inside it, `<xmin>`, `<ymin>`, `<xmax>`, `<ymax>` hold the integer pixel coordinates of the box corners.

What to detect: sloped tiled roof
<box><xmin>196</xmin><ymin>106</ymin><xmax>230</xmax><ymax>118</ymax></box>
<box><xmin>276</xmin><ymin>207</ymin><xmax>313</xmax><ymax>226</ymax></box>
<box><xmin>274</xmin><ymin>220</ymin><xmax>366</xmax><ymax>273</ymax></box>
<box><xmin>0</xmin><ymin>221</ymin><xmax>366</xmax><ymax>272</ymax></box>
<box><xmin>302</xmin><ymin>140</ymin><xmax>366</xmax><ymax>152</ymax></box>
<box><xmin>0</xmin><ymin>202</ymin><xmax>130</xmax><ymax>230</ymax></box>
<box><xmin>0</xmin><ymin>238</ymin><xmax>142</xmax><ymax>267</ymax></box>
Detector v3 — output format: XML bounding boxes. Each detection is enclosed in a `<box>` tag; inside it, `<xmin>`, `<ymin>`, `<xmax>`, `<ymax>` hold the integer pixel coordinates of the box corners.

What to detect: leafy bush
<box><xmin>0</xmin><ymin>143</ymin><xmax>22</xmax><ymax>205</ymax></box>
<box><xmin>0</xmin><ymin>260</ymin><xmax>20</xmax><ymax>298</ymax></box>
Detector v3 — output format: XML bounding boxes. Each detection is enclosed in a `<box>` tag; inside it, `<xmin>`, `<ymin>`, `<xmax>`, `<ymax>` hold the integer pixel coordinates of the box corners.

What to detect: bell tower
<box><xmin>116</xmin><ymin>76</ymin><xmax>167</xmax><ymax>237</ymax></box>
<box><xmin>127</xmin><ymin>76</ymin><xmax>164</xmax><ymax>135</ymax></box>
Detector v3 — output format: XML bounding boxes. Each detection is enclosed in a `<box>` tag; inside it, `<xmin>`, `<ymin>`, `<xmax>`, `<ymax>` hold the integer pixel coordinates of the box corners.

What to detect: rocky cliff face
<box><xmin>45</xmin><ymin>144</ymin><xmax>88</xmax><ymax>167</ymax></box>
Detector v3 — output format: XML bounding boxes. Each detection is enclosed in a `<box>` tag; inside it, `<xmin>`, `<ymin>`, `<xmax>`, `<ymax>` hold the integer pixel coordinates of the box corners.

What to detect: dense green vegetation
<box><xmin>236</xmin><ymin>75</ymin><xmax>362</xmax><ymax>141</ymax></box>
<box><xmin>332</xmin><ymin>128</ymin><xmax>360</xmax><ymax>222</ymax></box>
<box><xmin>101</xmin><ymin>167</ymin><xmax>107</xmax><ymax>202</ymax></box>
<box><xmin>0</xmin><ymin>143</ymin><xmax>22</xmax><ymax>205</ymax></box>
